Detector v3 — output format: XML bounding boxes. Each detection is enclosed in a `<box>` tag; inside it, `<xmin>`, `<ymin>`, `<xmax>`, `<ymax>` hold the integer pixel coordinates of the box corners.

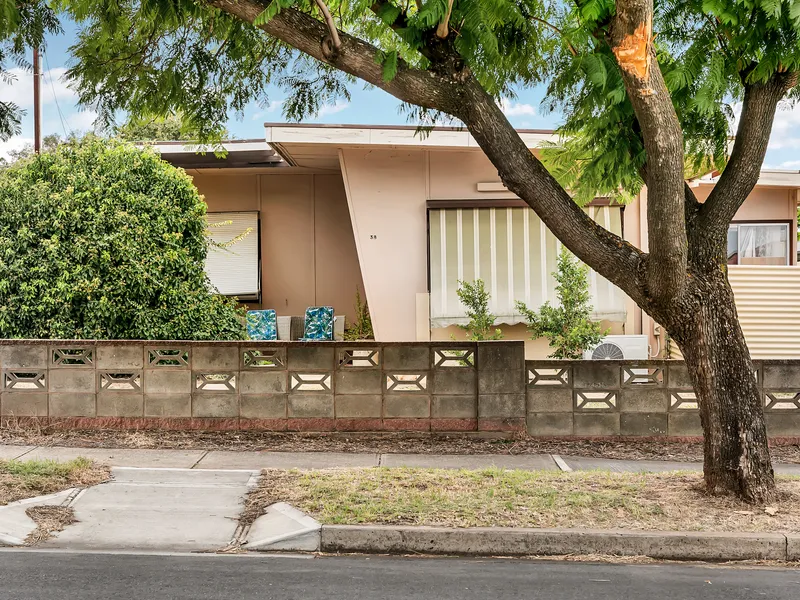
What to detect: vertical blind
<box><xmin>428</xmin><ymin>206</ymin><xmax>626</xmax><ymax>327</ymax></box>
<box><xmin>205</xmin><ymin>211</ymin><xmax>260</xmax><ymax>299</ymax></box>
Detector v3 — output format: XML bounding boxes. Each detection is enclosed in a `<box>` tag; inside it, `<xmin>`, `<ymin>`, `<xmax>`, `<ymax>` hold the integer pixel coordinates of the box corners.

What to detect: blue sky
<box><xmin>2</xmin><ymin>21</ymin><xmax>799</xmax><ymax>169</ymax></box>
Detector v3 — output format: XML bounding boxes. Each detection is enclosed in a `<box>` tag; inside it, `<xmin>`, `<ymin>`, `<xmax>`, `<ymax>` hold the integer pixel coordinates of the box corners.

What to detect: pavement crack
<box><xmin>190</xmin><ymin>450</ymin><xmax>210</xmax><ymax>469</ymax></box>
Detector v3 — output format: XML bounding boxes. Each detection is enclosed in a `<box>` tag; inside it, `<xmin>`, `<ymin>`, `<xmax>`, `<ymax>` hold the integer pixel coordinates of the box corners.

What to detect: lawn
<box><xmin>249</xmin><ymin>468</ymin><xmax>800</xmax><ymax>533</ymax></box>
<box><xmin>0</xmin><ymin>458</ymin><xmax>109</xmax><ymax>506</ymax></box>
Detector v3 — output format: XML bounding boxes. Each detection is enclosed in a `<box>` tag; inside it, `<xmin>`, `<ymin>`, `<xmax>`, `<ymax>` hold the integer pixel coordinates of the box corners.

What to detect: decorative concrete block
<box><xmin>477</xmin><ymin>342</ymin><xmax>525</xmax><ymax>371</ymax></box>
<box><xmin>762</xmin><ymin>365</ymin><xmax>800</xmax><ymax>390</ymax></box>
<box><xmin>573</xmin><ymin>413</ymin><xmax>620</xmax><ymax>436</ymax></box>
<box><xmin>288</xmin><ymin>394</ymin><xmax>335</xmax><ymax>418</ymax></box>
<box><xmin>383</xmin><ymin>395</ymin><xmax>431</xmax><ymax>418</ymax></box>
<box><xmin>240</xmin><ymin>394</ymin><xmax>287</xmax><ymax>419</ymax></box>
<box><xmin>382</xmin><ymin>345</ymin><xmax>431</xmax><ymax>370</ymax></box>
<box><xmin>97</xmin><ymin>393</ymin><xmax>144</xmax><ymax>417</ymax></box>
<box><xmin>668</xmin><ymin>364</ymin><xmax>693</xmax><ymax>389</ymax></box>
<box><xmin>1</xmin><ymin>392</ymin><xmax>48</xmax><ymax>417</ymax></box>
<box><xmin>432</xmin><ymin>369</ymin><xmax>477</xmax><ymax>396</ymax></box>
<box><xmin>48</xmin><ymin>369</ymin><xmax>95</xmax><ymax>393</ymax></box>
<box><xmin>431</xmin><ymin>395</ymin><xmax>477</xmax><ymax>419</ymax></box>
<box><xmin>239</xmin><ymin>371</ymin><xmax>287</xmax><ymax>395</ymax></box>
<box><xmin>527</xmin><ymin>413</ymin><xmax>574</xmax><ymax>436</ymax></box>
<box><xmin>668</xmin><ymin>411</ymin><xmax>703</xmax><ymax>436</ymax></box>
<box><xmin>527</xmin><ymin>389</ymin><xmax>573</xmax><ymax>413</ymax></box>
<box><xmin>192</xmin><ymin>345</ymin><xmax>239</xmax><ymax>371</ymax></box>
<box><xmin>620</xmin><ymin>412</ymin><xmax>668</xmax><ymax>436</ymax></box>
<box><xmin>334</xmin><ymin>370</ymin><xmax>382</xmax><ymax>395</ymax></box>
<box><xmin>287</xmin><ymin>346</ymin><xmax>335</xmax><ymax>370</ymax></box>
<box><xmin>335</xmin><ymin>394</ymin><xmax>383</xmax><ymax>418</ymax></box>
<box><xmin>192</xmin><ymin>394</ymin><xmax>238</xmax><ymax>418</ymax></box>
<box><xmin>478</xmin><ymin>394</ymin><xmax>526</xmax><ymax>418</ymax></box>
<box><xmin>573</xmin><ymin>363</ymin><xmax>620</xmax><ymax>389</ymax></box>
<box><xmin>96</xmin><ymin>346</ymin><xmax>144</xmax><ymax>369</ymax></box>
<box><xmin>478</xmin><ymin>370</ymin><xmax>525</xmax><ymax>395</ymax></box>
<box><xmin>144</xmin><ymin>370</ymin><xmax>192</xmax><ymax>395</ymax></box>
<box><xmin>766</xmin><ymin>412</ymin><xmax>800</xmax><ymax>437</ymax></box>
<box><xmin>144</xmin><ymin>394</ymin><xmax>192</xmax><ymax>418</ymax></box>
<box><xmin>619</xmin><ymin>389</ymin><xmax>669</xmax><ymax>413</ymax></box>
<box><xmin>49</xmin><ymin>393</ymin><xmax>96</xmax><ymax>417</ymax></box>
<box><xmin>0</xmin><ymin>344</ymin><xmax>47</xmax><ymax>369</ymax></box>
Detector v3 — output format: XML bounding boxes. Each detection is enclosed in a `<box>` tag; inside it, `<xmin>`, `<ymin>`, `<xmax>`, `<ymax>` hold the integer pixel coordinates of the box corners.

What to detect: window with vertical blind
<box><xmin>205</xmin><ymin>212</ymin><xmax>260</xmax><ymax>300</ymax></box>
<box><xmin>428</xmin><ymin>206</ymin><xmax>626</xmax><ymax>328</ymax></box>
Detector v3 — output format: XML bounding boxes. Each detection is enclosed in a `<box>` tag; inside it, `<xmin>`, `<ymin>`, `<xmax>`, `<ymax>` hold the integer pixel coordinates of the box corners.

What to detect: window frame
<box><xmin>205</xmin><ymin>211</ymin><xmax>262</xmax><ymax>302</ymax></box>
<box><xmin>727</xmin><ymin>220</ymin><xmax>792</xmax><ymax>267</ymax></box>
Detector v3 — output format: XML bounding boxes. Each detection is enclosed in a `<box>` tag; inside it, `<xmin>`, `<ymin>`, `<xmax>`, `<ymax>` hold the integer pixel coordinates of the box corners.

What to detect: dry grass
<box><xmin>24</xmin><ymin>505</ymin><xmax>77</xmax><ymax>545</ymax></box>
<box><xmin>0</xmin><ymin>458</ymin><xmax>109</xmax><ymax>506</ymax></box>
<box><xmin>249</xmin><ymin>468</ymin><xmax>800</xmax><ymax>533</ymax></box>
<box><xmin>6</xmin><ymin>425</ymin><xmax>800</xmax><ymax>464</ymax></box>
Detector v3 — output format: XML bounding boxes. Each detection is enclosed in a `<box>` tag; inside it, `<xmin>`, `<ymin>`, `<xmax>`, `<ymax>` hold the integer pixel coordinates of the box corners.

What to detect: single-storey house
<box><xmin>154</xmin><ymin>124</ymin><xmax>800</xmax><ymax>359</ymax></box>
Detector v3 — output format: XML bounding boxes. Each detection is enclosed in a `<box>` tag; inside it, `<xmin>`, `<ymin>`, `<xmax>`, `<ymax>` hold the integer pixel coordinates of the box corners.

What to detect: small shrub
<box><xmin>342</xmin><ymin>288</ymin><xmax>374</xmax><ymax>340</ymax></box>
<box><xmin>516</xmin><ymin>248</ymin><xmax>605</xmax><ymax>358</ymax></box>
<box><xmin>456</xmin><ymin>279</ymin><xmax>503</xmax><ymax>341</ymax></box>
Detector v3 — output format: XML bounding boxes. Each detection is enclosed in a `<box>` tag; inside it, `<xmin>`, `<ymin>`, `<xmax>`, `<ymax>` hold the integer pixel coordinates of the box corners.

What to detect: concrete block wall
<box><xmin>1</xmin><ymin>340</ymin><xmax>798</xmax><ymax>439</ymax></box>
<box><xmin>526</xmin><ymin>359</ymin><xmax>800</xmax><ymax>440</ymax></box>
<box><xmin>0</xmin><ymin>340</ymin><xmax>520</xmax><ymax>432</ymax></box>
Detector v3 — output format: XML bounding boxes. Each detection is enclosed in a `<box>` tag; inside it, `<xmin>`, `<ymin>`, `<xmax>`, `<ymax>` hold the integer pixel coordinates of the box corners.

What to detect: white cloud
<box><xmin>764</xmin><ymin>100</ymin><xmax>800</xmax><ymax>151</ymax></box>
<box><xmin>499</xmin><ymin>98</ymin><xmax>536</xmax><ymax>117</ymax></box>
<box><xmin>65</xmin><ymin>110</ymin><xmax>98</xmax><ymax>132</ymax></box>
<box><xmin>251</xmin><ymin>99</ymin><xmax>284</xmax><ymax>120</ymax></box>
<box><xmin>0</xmin><ymin>136</ymin><xmax>33</xmax><ymax>161</ymax></box>
<box><xmin>316</xmin><ymin>101</ymin><xmax>349</xmax><ymax>118</ymax></box>
<box><xmin>0</xmin><ymin>67</ymin><xmax>76</xmax><ymax>109</ymax></box>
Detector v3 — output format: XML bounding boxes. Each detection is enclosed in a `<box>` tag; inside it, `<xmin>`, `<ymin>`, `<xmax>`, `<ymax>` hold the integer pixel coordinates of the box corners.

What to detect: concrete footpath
<box><xmin>3</xmin><ymin>443</ymin><xmax>800</xmax><ymax>474</ymax></box>
<box><xmin>4</xmin><ymin>444</ymin><xmax>800</xmax><ymax>561</ymax></box>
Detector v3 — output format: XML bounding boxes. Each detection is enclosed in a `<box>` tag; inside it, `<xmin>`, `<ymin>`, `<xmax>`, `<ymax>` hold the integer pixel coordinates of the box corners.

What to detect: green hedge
<box><xmin>0</xmin><ymin>138</ymin><xmax>245</xmax><ymax>340</ymax></box>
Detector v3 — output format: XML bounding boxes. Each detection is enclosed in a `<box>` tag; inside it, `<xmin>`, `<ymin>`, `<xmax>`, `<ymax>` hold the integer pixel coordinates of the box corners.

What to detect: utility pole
<box><xmin>33</xmin><ymin>46</ymin><xmax>42</xmax><ymax>153</ymax></box>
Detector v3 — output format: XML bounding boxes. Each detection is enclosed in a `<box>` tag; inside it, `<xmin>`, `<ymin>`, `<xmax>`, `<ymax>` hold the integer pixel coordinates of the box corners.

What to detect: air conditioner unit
<box><xmin>583</xmin><ymin>335</ymin><xmax>649</xmax><ymax>360</ymax></box>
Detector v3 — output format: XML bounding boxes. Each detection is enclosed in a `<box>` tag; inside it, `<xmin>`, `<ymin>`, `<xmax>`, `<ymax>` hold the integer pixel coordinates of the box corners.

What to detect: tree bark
<box><xmin>666</xmin><ymin>270</ymin><xmax>775</xmax><ymax>503</ymax></box>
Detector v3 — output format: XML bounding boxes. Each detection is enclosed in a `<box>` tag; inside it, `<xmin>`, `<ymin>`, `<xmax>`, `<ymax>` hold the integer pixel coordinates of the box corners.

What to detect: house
<box><xmin>153</xmin><ymin>124</ymin><xmax>800</xmax><ymax>359</ymax></box>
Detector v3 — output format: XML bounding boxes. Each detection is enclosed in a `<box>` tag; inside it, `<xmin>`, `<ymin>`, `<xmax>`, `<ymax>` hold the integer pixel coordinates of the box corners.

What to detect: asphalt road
<box><xmin>0</xmin><ymin>551</ymin><xmax>799</xmax><ymax>600</ymax></box>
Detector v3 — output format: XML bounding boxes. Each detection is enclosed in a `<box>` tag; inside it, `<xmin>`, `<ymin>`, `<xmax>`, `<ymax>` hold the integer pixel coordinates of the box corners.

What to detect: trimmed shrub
<box><xmin>0</xmin><ymin>137</ymin><xmax>245</xmax><ymax>339</ymax></box>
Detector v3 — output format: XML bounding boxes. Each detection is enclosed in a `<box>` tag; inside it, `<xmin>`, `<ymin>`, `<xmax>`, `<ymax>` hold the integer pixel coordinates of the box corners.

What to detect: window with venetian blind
<box><xmin>428</xmin><ymin>206</ymin><xmax>627</xmax><ymax>328</ymax></box>
<box><xmin>205</xmin><ymin>211</ymin><xmax>260</xmax><ymax>301</ymax></box>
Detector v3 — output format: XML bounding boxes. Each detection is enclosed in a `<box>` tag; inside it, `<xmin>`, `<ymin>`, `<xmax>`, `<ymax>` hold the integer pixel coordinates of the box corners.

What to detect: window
<box><xmin>428</xmin><ymin>206</ymin><xmax>627</xmax><ymax>327</ymax></box>
<box><xmin>205</xmin><ymin>212</ymin><xmax>260</xmax><ymax>300</ymax></box>
<box><xmin>727</xmin><ymin>223</ymin><xmax>789</xmax><ymax>266</ymax></box>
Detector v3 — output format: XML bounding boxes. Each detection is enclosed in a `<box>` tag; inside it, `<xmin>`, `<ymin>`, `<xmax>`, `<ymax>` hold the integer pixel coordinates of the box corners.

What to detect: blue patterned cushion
<box><xmin>301</xmin><ymin>306</ymin><xmax>334</xmax><ymax>341</ymax></box>
<box><xmin>246</xmin><ymin>309</ymin><xmax>277</xmax><ymax>341</ymax></box>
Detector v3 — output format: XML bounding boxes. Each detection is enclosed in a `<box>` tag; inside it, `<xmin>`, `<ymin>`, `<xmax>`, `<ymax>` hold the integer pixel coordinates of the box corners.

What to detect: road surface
<box><xmin>0</xmin><ymin>551</ymin><xmax>798</xmax><ymax>599</ymax></box>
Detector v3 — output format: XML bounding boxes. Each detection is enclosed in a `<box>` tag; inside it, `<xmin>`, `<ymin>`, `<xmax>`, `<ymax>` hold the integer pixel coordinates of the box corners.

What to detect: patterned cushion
<box><xmin>301</xmin><ymin>306</ymin><xmax>334</xmax><ymax>341</ymax></box>
<box><xmin>246</xmin><ymin>309</ymin><xmax>278</xmax><ymax>341</ymax></box>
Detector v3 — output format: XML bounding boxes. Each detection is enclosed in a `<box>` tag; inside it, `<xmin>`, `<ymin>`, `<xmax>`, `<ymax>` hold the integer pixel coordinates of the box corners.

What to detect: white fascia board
<box><xmin>264</xmin><ymin>125</ymin><xmax>557</xmax><ymax>149</ymax></box>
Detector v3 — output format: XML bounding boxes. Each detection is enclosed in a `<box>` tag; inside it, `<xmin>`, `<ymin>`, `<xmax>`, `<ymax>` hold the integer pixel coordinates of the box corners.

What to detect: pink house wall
<box><xmin>339</xmin><ymin>148</ymin><xmax>428</xmax><ymax>341</ymax></box>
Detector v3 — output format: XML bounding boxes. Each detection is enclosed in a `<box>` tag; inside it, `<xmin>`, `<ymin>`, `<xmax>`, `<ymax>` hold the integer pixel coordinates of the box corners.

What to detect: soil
<box><xmin>2</xmin><ymin>426</ymin><xmax>800</xmax><ymax>464</ymax></box>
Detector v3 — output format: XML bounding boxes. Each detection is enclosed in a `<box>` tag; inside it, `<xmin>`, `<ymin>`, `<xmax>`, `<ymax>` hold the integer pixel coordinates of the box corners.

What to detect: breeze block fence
<box><xmin>0</xmin><ymin>340</ymin><xmax>798</xmax><ymax>440</ymax></box>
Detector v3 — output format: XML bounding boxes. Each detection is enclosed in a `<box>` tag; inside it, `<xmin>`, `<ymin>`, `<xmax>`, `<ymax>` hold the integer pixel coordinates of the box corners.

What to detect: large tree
<box><xmin>29</xmin><ymin>0</ymin><xmax>800</xmax><ymax>501</ymax></box>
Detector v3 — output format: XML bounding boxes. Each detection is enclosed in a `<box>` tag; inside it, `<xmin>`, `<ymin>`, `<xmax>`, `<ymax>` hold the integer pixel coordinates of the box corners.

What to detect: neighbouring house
<box><xmin>153</xmin><ymin>124</ymin><xmax>800</xmax><ymax>359</ymax></box>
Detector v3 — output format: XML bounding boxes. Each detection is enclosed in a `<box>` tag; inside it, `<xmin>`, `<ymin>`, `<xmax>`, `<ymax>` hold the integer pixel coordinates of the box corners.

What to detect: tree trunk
<box><xmin>668</xmin><ymin>271</ymin><xmax>775</xmax><ymax>503</ymax></box>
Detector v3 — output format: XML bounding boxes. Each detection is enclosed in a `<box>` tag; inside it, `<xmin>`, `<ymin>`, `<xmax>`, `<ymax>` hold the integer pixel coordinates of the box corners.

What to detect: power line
<box><xmin>42</xmin><ymin>48</ymin><xmax>70</xmax><ymax>138</ymax></box>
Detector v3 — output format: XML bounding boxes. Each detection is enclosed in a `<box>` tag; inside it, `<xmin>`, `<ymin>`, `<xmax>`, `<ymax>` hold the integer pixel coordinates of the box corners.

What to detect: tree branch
<box><xmin>699</xmin><ymin>73</ymin><xmax>797</xmax><ymax>235</ymax></box>
<box><xmin>207</xmin><ymin>0</ymin><xmax>458</xmax><ymax>111</ymax></box>
<box><xmin>455</xmin><ymin>78</ymin><xmax>648</xmax><ymax>309</ymax></box>
<box><xmin>609</xmin><ymin>0</ymin><xmax>687</xmax><ymax>305</ymax></box>
<box><xmin>436</xmin><ymin>0</ymin><xmax>454</xmax><ymax>38</ymax></box>
<box><xmin>313</xmin><ymin>0</ymin><xmax>341</xmax><ymax>53</ymax></box>
<box><xmin>531</xmin><ymin>16</ymin><xmax>577</xmax><ymax>56</ymax></box>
